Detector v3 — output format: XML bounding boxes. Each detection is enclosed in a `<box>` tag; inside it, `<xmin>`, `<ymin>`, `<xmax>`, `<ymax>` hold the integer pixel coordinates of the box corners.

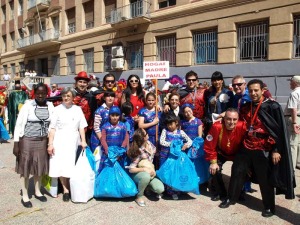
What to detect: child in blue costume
<box><xmin>0</xmin><ymin>104</ymin><xmax>10</xmax><ymax>143</ymax></box>
<box><xmin>99</xmin><ymin>106</ymin><xmax>129</xmax><ymax>172</ymax></box>
<box><xmin>121</xmin><ymin>101</ymin><xmax>135</xmax><ymax>144</ymax></box>
<box><xmin>181</xmin><ymin>103</ymin><xmax>210</xmax><ymax>184</ymax></box>
<box><xmin>90</xmin><ymin>91</ymin><xmax>115</xmax><ymax>152</ymax></box>
<box><xmin>160</xmin><ymin>115</ymin><xmax>192</xmax><ymax>200</ymax></box>
<box><xmin>138</xmin><ymin>92</ymin><xmax>161</xmax><ymax>146</ymax></box>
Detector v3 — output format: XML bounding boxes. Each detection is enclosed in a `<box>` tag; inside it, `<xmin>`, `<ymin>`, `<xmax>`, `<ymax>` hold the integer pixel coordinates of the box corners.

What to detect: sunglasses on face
<box><xmin>187</xmin><ymin>79</ymin><xmax>197</xmax><ymax>82</ymax></box>
<box><xmin>105</xmin><ymin>80</ymin><xmax>115</xmax><ymax>84</ymax></box>
<box><xmin>129</xmin><ymin>79</ymin><xmax>139</xmax><ymax>83</ymax></box>
<box><xmin>232</xmin><ymin>83</ymin><xmax>244</xmax><ymax>87</ymax></box>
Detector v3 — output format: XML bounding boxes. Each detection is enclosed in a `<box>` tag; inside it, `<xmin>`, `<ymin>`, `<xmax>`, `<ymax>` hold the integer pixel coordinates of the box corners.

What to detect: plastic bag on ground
<box><xmin>42</xmin><ymin>175</ymin><xmax>58</xmax><ymax>198</ymax></box>
<box><xmin>70</xmin><ymin>148</ymin><xmax>95</xmax><ymax>203</ymax></box>
<box><xmin>156</xmin><ymin>140</ymin><xmax>200</xmax><ymax>194</ymax></box>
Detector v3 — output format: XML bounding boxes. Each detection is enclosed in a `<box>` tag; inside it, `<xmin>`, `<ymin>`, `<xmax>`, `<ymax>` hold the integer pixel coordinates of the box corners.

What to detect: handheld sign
<box><xmin>143</xmin><ymin>61</ymin><xmax>170</xmax><ymax>80</ymax></box>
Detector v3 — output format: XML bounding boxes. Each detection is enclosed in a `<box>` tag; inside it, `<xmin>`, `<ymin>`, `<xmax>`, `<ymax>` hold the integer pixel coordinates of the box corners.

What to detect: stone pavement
<box><xmin>0</xmin><ymin>141</ymin><xmax>299</xmax><ymax>225</ymax></box>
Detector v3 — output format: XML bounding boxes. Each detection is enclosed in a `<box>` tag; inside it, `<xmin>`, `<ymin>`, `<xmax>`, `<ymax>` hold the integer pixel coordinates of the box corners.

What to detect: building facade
<box><xmin>1</xmin><ymin>0</ymin><xmax>300</xmax><ymax>102</ymax></box>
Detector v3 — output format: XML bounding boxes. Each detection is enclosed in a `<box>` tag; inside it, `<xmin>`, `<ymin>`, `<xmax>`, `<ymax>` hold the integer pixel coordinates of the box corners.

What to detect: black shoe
<box><xmin>219</xmin><ymin>198</ymin><xmax>236</xmax><ymax>208</ymax></box>
<box><xmin>262</xmin><ymin>209</ymin><xmax>274</xmax><ymax>217</ymax></box>
<box><xmin>35</xmin><ymin>195</ymin><xmax>47</xmax><ymax>202</ymax></box>
<box><xmin>21</xmin><ymin>199</ymin><xmax>32</xmax><ymax>208</ymax></box>
<box><xmin>211</xmin><ymin>195</ymin><xmax>220</xmax><ymax>201</ymax></box>
<box><xmin>63</xmin><ymin>193</ymin><xmax>70</xmax><ymax>202</ymax></box>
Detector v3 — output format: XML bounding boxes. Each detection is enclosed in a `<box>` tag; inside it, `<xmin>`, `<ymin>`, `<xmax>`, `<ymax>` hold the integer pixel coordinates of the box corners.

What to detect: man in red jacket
<box><xmin>204</xmin><ymin>108</ymin><xmax>247</xmax><ymax>201</ymax></box>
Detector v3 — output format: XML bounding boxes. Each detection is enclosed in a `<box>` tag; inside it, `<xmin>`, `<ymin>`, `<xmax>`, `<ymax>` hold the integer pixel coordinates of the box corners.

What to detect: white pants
<box><xmin>286</xmin><ymin>117</ymin><xmax>300</xmax><ymax>169</ymax></box>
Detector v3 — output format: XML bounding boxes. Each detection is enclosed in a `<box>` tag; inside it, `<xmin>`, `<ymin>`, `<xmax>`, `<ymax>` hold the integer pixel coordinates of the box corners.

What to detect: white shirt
<box><xmin>285</xmin><ymin>87</ymin><xmax>300</xmax><ymax>115</ymax></box>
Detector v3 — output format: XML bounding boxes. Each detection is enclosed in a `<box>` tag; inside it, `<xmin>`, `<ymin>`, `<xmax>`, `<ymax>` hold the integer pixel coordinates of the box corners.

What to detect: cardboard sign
<box><xmin>143</xmin><ymin>61</ymin><xmax>170</xmax><ymax>80</ymax></box>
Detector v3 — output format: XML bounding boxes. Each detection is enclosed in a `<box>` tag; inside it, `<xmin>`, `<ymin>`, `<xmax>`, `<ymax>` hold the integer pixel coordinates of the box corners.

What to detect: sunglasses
<box><xmin>232</xmin><ymin>83</ymin><xmax>244</xmax><ymax>87</ymax></box>
<box><xmin>187</xmin><ymin>79</ymin><xmax>197</xmax><ymax>82</ymax></box>
<box><xmin>105</xmin><ymin>80</ymin><xmax>115</xmax><ymax>84</ymax></box>
<box><xmin>129</xmin><ymin>79</ymin><xmax>139</xmax><ymax>83</ymax></box>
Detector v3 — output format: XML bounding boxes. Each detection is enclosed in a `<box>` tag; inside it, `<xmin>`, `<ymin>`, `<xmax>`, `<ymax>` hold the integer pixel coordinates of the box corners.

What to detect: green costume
<box><xmin>8</xmin><ymin>91</ymin><xmax>28</xmax><ymax>134</ymax></box>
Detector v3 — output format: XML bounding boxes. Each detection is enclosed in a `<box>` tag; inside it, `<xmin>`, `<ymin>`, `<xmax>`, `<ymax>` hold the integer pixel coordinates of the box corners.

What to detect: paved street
<box><xmin>0</xmin><ymin>141</ymin><xmax>299</xmax><ymax>225</ymax></box>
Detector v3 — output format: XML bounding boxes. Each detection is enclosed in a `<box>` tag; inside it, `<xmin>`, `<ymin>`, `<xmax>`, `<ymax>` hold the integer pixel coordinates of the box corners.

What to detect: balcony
<box><xmin>17</xmin><ymin>28</ymin><xmax>60</xmax><ymax>51</ymax></box>
<box><xmin>28</xmin><ymin>0</ymin><xmax>50</xmax><ymax>12</ymax></box>
<box><xmin>108</xmin><ymin>0</ymin><xmax>151</xmax><ymax>28</ymax></box>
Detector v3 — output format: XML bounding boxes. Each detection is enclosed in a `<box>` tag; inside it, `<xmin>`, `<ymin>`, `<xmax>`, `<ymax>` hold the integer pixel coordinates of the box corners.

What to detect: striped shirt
<box><xmin>24</xmin><ymin>105</ymin><xmax>50</xmax><ymax>137</ymax></box>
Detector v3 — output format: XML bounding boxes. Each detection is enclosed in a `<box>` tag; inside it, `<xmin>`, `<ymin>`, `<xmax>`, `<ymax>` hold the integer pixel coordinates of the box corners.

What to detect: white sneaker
<box><xmin>156</xmin><ymin>194</ymin><xmax>163</xmax><ymax>199</ymax></box>
<box><xmin>172</xmin><ymin>194</ymin><xmax>179</xmax><ymax>200</ymax></box>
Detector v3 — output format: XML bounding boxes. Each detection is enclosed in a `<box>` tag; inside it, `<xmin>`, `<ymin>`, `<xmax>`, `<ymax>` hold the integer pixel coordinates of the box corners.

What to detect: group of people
<box><xmin>12</xmin><ymin>70</ymin><xmax>296</xmax><ymax>218</ymax></box>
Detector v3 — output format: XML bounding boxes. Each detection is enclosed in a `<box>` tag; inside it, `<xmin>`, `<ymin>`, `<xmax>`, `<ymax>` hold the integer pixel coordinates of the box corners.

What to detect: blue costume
<box><xmin>181</xmin><ymin>117</ymin><xmax>202</xmax><ymax>140</ymax></box>
<box><xmin>232</xmin><ymin>88</ymin><xmax>251</xmax><ymax>111</ymax></box>
<box><xmin>181</xmin><ymin>117</ymin><xmax>210</xmax><ymax>184</ymax></box>
<box><xmin>124</xmin><ymin>116</ymin><xmax>134</xmax><ymax>143</ymax></box>
<box><xmin>90</xmin><ymin>105</ymin><xmax>110</xmax><ymax>152</ymax></box>
<box><xmin>99</xmin><ymin>121</ymin><xmax>127</xmax><ymax>172</ymax></box>
<box><xmin>138</xmin><ymin>107</ymin><xmax>161</xmax><ymax>146</ymax></box>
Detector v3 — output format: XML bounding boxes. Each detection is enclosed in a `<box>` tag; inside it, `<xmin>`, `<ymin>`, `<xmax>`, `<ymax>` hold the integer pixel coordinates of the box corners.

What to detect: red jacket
<box><xmin>204</xmin><ymin>120</ymin><xmax>247</xmax><ymax>161</ymax></box>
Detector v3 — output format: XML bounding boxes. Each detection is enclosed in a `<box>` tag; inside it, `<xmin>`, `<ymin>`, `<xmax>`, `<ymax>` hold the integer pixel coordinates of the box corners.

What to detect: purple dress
<box><xmin>181</xmin><ymin>117</ymin><xmax>203</xmax><ymax>140</ymax></box>
<box><xmin>138</xmin><ymin>107</ymin><xmax>161</xmax><ymax>146</ymax></box>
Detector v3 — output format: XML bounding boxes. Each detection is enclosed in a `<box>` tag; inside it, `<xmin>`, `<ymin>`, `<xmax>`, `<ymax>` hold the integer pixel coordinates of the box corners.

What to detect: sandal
<box><xmin>135</xmin><ymin>198</ymin><xmax>146</xmax><ymax>207</ymax></box>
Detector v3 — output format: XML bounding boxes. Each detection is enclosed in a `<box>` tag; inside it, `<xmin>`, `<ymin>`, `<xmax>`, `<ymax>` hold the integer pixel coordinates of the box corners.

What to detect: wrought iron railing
<box><xmin>17</xmin><ymin>28</ymin><xmax>60</xmax><ymax>48</ymax></box>
<box><xmin>108</xmin><ymin>0</ymin><xmax>150</xmax><ymax>24</ymax></box>
<box><xmin>28</xmin><ymin>0</ymin><xmax>50</xmax><ymax>10</ymax></box>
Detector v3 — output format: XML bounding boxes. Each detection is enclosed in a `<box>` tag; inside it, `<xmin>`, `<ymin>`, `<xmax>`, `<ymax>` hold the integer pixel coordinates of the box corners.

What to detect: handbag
<box><xmin>138</xmin><ymin>159</ymin><xmax>155</xmax><ymax>179</ymax></box>
<box><xmin>42</xmin><ymin>175</ymin><xmax>58</xmax><ymax>197</ymax></box>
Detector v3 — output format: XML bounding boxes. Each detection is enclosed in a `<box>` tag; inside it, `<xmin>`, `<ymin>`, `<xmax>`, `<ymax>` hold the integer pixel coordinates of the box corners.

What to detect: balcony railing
<box><xmin>108</xmin><ymin>0</ymin><xmax>150</xmax><ymax>24</ymax></box>
<box><xmin>17</xmin><ymin>28</ymin><xmax>60</xmax><ymax>48</ymax></box>
<box><xmin>68</xmin><ymin>23</ymin><xmax>76</xmax><ymax>34</ymax></box>
<box><xmin>28</xmin><ymin>0</ymin><xmax>50</xmax><ymax>10</ymax></box>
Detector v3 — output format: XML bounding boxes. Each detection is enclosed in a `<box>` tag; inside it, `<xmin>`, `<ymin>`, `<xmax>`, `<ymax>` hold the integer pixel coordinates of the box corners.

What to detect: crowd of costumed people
<box><xmin>9</xmin><ymin>71</ymin><xmax>295</xmax><ymax>218</ymax></box>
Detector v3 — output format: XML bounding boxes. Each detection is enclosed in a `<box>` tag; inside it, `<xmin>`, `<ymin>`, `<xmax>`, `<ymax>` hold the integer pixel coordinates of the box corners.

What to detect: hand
<box><xmin>47</xmin><ymin>145</ymin><xmax>55</xmax><ymax>156</ymax></box>
<box><xmin>209</xmin><ymin>163</ymin><xmax>219</xmax><ymax>175</ymax></box>
<box><xmin>293</xmin><ymin>124</ymin><xmax>300</xmax><ymax>134</ymax></box>
<box><xmin>181</xmin><ymin>143</ymin><xmax>188</xmax><ymax>151</ymax></box>
<box><xmin>153</xmin><ymin>117</ymin><xmax>159</xmax><ymax>125</ymax></box>
<box><xmin>157</xmin><ymin>105</ymin><xmax>162</xmax><ymax>112</ymax></box>
<box><xmin>163</xmin><ymin>105</ymin><xmax>170</xmax><ymax>113</ymax></box>
<box><xmin>133</xmin><ymin>115</ymin><xmax>139</xmax><ymax>123</ymax></box>
<box><xmin>81</xmin><ymin>141</ymin><xmax>87</xmax><ymax>150</ymax></box>
<box><xmin>272</xmin><ymin>152</ymin><xmax>281</xmax><ymax>165</ymax></box>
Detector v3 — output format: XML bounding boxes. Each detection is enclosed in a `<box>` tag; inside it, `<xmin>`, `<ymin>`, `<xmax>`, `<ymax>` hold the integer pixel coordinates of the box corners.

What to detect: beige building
<box><xmin>1</xmin><ymin>0</ymin><xmax>300</xmax><ymax>94</ymax></box>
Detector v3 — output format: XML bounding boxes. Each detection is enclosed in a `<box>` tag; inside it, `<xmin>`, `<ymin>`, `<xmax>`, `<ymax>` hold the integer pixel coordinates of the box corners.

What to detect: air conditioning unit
<box><xmin>111</xmin><ymin>46</ymin><xmax>124</xmax><ymax>57</ymax></box>
<box><xmin>111</xmin><ymin>58</ymin><xmax>124</xmax><ymax>70</ymax></box>
<box><xmin>121</xmin><ymin>9</ymin><xmax>130</xmax><ymax>20</ymax></box>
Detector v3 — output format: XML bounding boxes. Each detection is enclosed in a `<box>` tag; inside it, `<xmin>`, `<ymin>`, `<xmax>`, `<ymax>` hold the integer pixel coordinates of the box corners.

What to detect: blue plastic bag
<box><xmin>186</xmin><ymin>137</ymin><xmax>210</xmax><ymax>184</ymax></box>
<box><xmin>156</xmin><ymin>140</ymin><xmax>200</xmax><ymax>194</ymax></box>
<box><xmin>85</xmin><ymin>146</ymin><xmax>96</xmax><ymax>173</ymax></box>
<box><xmin>94</xmin><ymin>146</ymin><xmax>138</xmax><ymax>198</ymax></box>
<box><xmin>187</xmin><ymin>137</ymin><xmax>204</xmax><ymax>159</ymax></box>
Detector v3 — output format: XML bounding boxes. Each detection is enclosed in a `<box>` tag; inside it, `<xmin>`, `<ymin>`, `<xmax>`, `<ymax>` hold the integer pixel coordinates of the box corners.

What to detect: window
<box><xmin>9</xmin><ymin>1</ymin><xmax>14</xmax><ymax>20</ymax></box>
<box><xmin>19</xmin><ymin>62</ymin><xmax>25</xmax><ymax>77</ymax></box>
<box><xmin>28</xmin><ymin>26</ymin><xmax>34</xmax><ymax>44</ymax></box>
<box><xmin>193</xmin><ymin>29</ymin><xmax>217</xmax><ymax>64</ymax></box>
<box><xmin>83</xmin><ymin>49</ymin><xmax>94</xmax><ymax>73</ymax></box>
<box><xmin>103</xmin><ymin>46</ymin><xmax>112</xmax><ymax>71</ymax></box>
<box><xmin>237</xmin><ymin>21</ymin><xmax>269</xmax><ymax>62</ymax></box>
<box><xmin>52</xmin><ymin>17</ymin><xmax>60</xmax><ymax>38</ymax></box>
<box><xmin>83</xmin><ymin>0</ymin><xmax>94</xmax><ymax>29</ymax></box>
<box><xmin>27</xmin><ymin>60</ymin><xmax>35</xmax><ymax>71</ymax></box>
<box><xmin>52</xmin><ymin>55</ymin><xmax>60</xmax><ymax>76</ymax></box>
<box><xmin>10</xmin><ymin>32</ymin><xmax>15</xmax><ymax>50</ymax></box>
<box><xmin>130</xmin><ymin>0</ymin><xmax>143</xmax><ymax>18</ymax></box>
<box><xmin>66</xmin><ymin>52</ymin><xmax>75</xmax><ymax>75</ymax></box>
<box><xmin>18</xmin><ymin>0</ymin><xmax>23</xmax><ymax>16</ymax></box>
<box><xmin>294</xmin><ymin>16</ymin><xmax>300</xmax><ymax>58</ymax></box>
<box><xmin>2</xmin><ymin>6</ymin><xmax>6</xmax><ymax>22</ymax></box>
<box><xmin>127</xmin><ymin>41</ymin><xmax>143</xmax><ymax>69</ymax></box>
<box><xmin>159</xmin><ymin>0</ymin><xmax>176</xmax><ymax>9</ymax></box>
<box><xmin>105</xmin><ymin>0</ymin><xmax>116</xmax><ymax>23</ymax></box>
<box><xmin>11</xmin><ymin>64</ymin><xmax>16</xmax><ymax>76</ymax></box>
<box><xmin>156</xmin><ymin>35</ymin><xmax>176</xmax><ymax>66</ymax></box>
<box><xmin>3</xmin><ymin>65</ymin><xmax>8</xmax><ymax>74</ymax></box>
<box><xmin>66</xmin><ymin>8</ymin><xmax>76</xmax><ymax>33</ymax></box>
<box><xmin>2</xmin><ymin>35</ymin><xmax>7</xmax><ymax>53</ymax></box>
